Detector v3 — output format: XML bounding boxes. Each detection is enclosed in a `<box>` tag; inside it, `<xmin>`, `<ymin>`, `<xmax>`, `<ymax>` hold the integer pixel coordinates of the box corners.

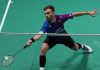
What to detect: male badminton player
<box><xmin>25</xmin><ymin>5</ymin><xmax>96</xmax><ymax>70</ymax></box>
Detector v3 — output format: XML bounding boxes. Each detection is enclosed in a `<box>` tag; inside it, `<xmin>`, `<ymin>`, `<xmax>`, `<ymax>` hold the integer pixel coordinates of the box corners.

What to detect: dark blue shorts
<box><xmin>43</xmin><ymin>36</ymin><xmax>75</xmax><ymax>49</ymax></box>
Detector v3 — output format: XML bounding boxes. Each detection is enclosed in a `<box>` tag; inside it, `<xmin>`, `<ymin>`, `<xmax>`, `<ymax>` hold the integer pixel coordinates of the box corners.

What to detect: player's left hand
<box><xmin>88</xmin><ymin>10</ymin><xmax>97</xmax><ymax>16</ymax></box>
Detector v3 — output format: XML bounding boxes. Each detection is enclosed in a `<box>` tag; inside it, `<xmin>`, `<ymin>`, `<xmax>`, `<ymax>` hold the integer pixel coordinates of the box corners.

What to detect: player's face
<box><xmin>44</xmin><ymin>9</ymin><xmax>55</xmax><ymax>21</ymax></box>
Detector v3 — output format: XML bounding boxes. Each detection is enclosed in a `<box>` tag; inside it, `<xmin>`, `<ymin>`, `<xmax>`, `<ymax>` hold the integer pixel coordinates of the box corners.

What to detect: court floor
<box><xmin>0</xmin><ymin>0</ymin><xmax>100</xmax><ymax>70</ymax></box>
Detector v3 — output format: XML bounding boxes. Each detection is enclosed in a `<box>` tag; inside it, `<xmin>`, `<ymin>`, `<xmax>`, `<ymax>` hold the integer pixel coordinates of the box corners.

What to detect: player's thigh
<box><xmin>41</xmin><ymin>43</ymin><xmax>50</xmax><ymax>51</ymax></box>
<box><xmin>40</xmin><ymin>43</ymin><xmax>50</xmax><ymax>55</ymax></box>
<box><xmin>63</xmin><ymin>36</ymin><xmax>75</xmax><ymax>48</ymax></box>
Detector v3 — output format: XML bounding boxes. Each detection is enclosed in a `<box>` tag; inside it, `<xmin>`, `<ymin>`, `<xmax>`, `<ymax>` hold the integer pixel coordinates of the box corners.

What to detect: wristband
<box><xmin>30</xmin><ymin>38</ymin><xmax>35</xmax><ymax>42</ymax></box>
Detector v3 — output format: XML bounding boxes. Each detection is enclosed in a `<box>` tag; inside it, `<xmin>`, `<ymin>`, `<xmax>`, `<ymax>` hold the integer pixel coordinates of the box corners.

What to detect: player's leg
<box><xmin>75</xmin><ymin>43</ymin><xmax>93</xmax><ymax>53</ymax></box>
<box><xmin>63</xmin><ymin>36</ymin><xmax>92</xmax><ymax>53</ymax></box>
<box><xmin>62</xmin><ymin>36</ymin><xmax>79</xmax><ymax>50</ymax></box>
<box><xmin>40</xmin><ymin>38</ymin><xmax>56</xmax><ymax>70</ymax></box>
<box><xmin>40</xmin><ymin>43</ymin><xmax>49</xmax><ymax>70</ymax></box>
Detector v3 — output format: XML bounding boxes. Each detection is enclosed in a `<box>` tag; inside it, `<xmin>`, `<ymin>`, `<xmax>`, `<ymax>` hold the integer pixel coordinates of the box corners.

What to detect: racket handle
<box><xmin>23</xmin><ymin>45</ymin><xmax>29</xmax><ymax>49</ymax></box>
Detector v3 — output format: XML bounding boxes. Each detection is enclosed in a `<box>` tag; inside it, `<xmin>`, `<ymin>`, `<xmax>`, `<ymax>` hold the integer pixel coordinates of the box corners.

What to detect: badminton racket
<box><xmin>2</xmin><ymin>45</ymin><xmax>28</xmax><ymax>67</ymax></box>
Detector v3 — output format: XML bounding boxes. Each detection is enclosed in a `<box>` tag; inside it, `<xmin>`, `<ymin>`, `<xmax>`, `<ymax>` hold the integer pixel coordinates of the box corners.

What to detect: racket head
<box><xmin>2</xmin><ymin>55</ymin><xmax>14</xmax><ymax>67</ymax></box>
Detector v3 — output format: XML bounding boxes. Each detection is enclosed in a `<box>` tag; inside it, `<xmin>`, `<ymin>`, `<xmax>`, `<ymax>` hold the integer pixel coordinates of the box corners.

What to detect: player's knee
<box><xmin>41</xmin><ymin>48</ymin><xmax>47</xmax><ymax>55</ymax></box>
<box><xmin>72</xmin><ymin>47</ymin><xmax>78</xmax><ymax>51</ymax></box>
<box><xmin>40</xmin><ymin>44</ymin><xmax>49</xmax><ymax>55</ymax></box>
<box><xmin>71</xmin><ymin>43</ymin><xmax>79</xmax><ymax>51</ymax></box>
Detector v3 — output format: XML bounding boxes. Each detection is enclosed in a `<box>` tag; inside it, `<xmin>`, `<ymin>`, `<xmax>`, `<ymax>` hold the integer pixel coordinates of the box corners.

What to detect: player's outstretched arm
<box><xmin>72</xmin><ymin>10</ymin><xmax>97</xmax><ymax>17</ymax></box>
<box><xmin>24</xmin><ymin>31</ymin><xmax>44</xmax><ymax>49</ymax></box>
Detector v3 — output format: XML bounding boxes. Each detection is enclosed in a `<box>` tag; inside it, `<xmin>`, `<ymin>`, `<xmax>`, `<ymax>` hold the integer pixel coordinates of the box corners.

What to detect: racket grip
<box><xmin>23</xmin><ymin>45</ymin><xmax>28</xmax><ymax>49</ymax></box>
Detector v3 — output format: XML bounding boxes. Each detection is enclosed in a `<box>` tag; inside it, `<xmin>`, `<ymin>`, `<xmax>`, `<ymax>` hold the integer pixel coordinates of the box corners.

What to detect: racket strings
<box><xmin>2</xmin><ymin>49</ymin><xmax>24</xmax><ymax>67</ymax></box>
<box><xmin>2</xmin><ymin>56</ymin><xmax>13</xmax><ymax>67</ymax></box>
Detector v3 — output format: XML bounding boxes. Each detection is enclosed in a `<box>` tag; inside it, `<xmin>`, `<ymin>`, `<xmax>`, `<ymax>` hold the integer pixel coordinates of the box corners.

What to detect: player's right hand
<box><xmin>27</xmin><ymin>39</ymin><xmax>33</xmax><ymax>46</ymax></box>
<box><xmin>24</xmin><ymin>40</ymin><xmax>33</xmax><ymax>49</ymax></box>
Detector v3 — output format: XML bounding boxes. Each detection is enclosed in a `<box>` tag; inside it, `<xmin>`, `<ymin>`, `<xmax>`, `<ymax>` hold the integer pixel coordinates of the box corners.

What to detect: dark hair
<box><xmin>43</xmin><ymin>5</ymin><xmax>55</xmax><ymax>12</ymax></box>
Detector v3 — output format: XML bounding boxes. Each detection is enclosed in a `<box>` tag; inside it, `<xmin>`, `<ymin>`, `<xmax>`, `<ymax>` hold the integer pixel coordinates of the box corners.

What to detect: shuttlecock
<box><xmin>5</xmin><ymin>56</ymin><xmax>9</xmax><ymax>60</ymax></box>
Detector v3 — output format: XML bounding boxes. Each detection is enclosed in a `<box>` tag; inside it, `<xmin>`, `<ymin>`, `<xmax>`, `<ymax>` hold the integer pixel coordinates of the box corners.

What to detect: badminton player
<box><xmin>25</xmin><ymin>5</ymin><xmax>96</xmax><ymax>70</ymax></box>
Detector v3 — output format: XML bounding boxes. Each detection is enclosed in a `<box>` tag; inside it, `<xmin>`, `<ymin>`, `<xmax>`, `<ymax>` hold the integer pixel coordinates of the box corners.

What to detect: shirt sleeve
<box><xmin>59</xmin><ymin>14</ymin><xmax>73</xmax><ymax>21</ymax></box>
<box><xmin>40</xmin><ymin>21</ymin><xmax>49</xmax><ymax>33</ymax></box>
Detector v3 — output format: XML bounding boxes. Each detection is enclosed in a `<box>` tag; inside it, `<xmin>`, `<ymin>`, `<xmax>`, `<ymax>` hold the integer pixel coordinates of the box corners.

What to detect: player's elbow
<box><xmin>34</xmin><ymin>35</ymin><xmax>43</xmax><ymax>41</ymax></box>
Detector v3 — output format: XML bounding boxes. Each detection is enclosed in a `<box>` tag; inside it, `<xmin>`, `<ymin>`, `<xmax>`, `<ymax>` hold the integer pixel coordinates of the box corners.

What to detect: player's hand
<box><xmin>88</xmin><ymin>10</ymin><xmax>97</xmax><ymax>16</ymax></box>
<box><xmin>24</xmin><ymin>39</ymin><xmax>33</xmax><ymax>49</ymax></box>
<box><xmin>27</xmin><ymin>39</ymin><xmax>33</xmax><ymax>46</ymax></box>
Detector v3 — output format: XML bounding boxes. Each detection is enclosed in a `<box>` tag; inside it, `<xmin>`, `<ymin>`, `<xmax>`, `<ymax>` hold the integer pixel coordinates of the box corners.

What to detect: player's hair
<box><xmin>43</xmin><ymin>5</ymin><xmax>55</xmax><ymax>12</ymax></box>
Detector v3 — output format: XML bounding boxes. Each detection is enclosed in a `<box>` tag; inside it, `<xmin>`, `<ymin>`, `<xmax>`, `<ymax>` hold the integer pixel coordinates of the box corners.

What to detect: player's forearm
<box><xmin>25</xmin><ymin>32</ymin><xmax>43</xmax><ymax>48</ymax></box>
<box><xmin>33</xmin><ymin>34</ymin><xmax>43</xmax><ymax>41</ymax></box>
<box><xmin>72</xmin><ymin>11</ymin><xmax>89</xmax><ymax>17</ymax></box>
<box><xmin>33</xmin><ymin>31</ymin><xmax>43</xmax><ymax>41</ymax></box>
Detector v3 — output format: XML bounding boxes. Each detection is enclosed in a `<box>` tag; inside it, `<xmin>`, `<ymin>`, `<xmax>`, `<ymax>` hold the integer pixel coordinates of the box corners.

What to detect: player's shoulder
<box><xmin>44</xmin><ymin>20</ymin><xmax>48</xmax><ymax>23</ymax></box>
<box><xmin>55</xmin><ymin>15</ymin><xmax>62</xmax><ymax>19</ymax></box>
<box><xmin>56</xmin><ymin>13</ymin><xmax>73</xmax><ymax>19</ymax></box>
<box><xmin>55</xmin><ymin>14</ymin><xmax>69</xmax><ymax>18</ymax></box>
<box><xmin>56</xmin><ymin>14</ymin><xmax>72</xmax><ymax>17</ymax></box>
<box><xmin>43</xmin><ymin>20</ymin><xmax>49</xmax><ymax>26</ymax></box>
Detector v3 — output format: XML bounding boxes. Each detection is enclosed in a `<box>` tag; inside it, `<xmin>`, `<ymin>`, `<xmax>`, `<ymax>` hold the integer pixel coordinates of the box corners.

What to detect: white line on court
<box><xmin>0</xmin><ymin>0</ymin><xmax>12</xmax><ymax>32</ymax></box>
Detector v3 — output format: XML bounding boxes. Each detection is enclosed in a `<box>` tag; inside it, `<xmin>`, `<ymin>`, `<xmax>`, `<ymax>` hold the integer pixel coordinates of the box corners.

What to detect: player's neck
<box><xmin>51</xmin><ymin>15</ymin><xmax>56</xmax><ymax>23</ymax></box>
